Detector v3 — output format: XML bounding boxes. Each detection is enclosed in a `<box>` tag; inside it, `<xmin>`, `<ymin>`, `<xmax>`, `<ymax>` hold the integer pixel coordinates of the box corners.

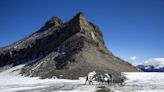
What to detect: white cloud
<box><xmin>127</xmin><ymin>56</ymin><xmax>138</xmax><ymax>65</ymax></box>
<box><xmin>143</xmin><ymin>58</ymin><xmax>164</xmax><ymax>68</ymax></box>
<box><xmin>130</xmin><ymin>56</ymin><xmax>137</xmax><ymax>61</ymax></box>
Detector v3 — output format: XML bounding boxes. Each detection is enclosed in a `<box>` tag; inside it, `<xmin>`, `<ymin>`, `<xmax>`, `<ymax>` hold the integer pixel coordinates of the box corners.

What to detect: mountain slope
<box><xmin>0</xmin><ymin>12</ymin><xmax>140</xmax><ymax>82</ymax></box>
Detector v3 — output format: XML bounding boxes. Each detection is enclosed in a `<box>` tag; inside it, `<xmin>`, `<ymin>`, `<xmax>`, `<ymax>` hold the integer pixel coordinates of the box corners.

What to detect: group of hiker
<box><xmin>85</xmin><ymin>71</ymin><xmax>113</xmax><ymax>85</ymax></box>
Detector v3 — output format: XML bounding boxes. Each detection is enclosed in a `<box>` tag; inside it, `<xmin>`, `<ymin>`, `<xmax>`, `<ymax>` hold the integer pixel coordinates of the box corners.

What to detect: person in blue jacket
<box><xmin>98</xmin><ymin>73</ymin><xmax>104</xmax><ymax>84</ymax></box>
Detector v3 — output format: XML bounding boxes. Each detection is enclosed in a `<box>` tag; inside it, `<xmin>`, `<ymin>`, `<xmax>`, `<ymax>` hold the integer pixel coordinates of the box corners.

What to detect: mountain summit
<box><xmin>0</xmin><ymin>12</ymin><xmax>139</xmax><ymax>82</ymax></box>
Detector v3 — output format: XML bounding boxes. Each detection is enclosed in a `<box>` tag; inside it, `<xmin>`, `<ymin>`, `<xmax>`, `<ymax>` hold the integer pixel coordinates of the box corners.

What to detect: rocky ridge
<box><xmin>0</xmin><ymin>12</ymin><xmax>140</xmax><ymax>82</ymax></box>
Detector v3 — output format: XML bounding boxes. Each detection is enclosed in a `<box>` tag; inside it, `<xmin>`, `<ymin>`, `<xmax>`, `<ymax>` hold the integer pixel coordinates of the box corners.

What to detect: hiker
<box><xmin>104</xmin><ymin>73</ymin><xmax>113</xmax><ymax>85</ymax></box>
<box><xmin>109</xmin><ymin>73</ymin><xmax>113</xmax><ymax>84</ymax></box>
<box><xmin>98</xmin><ymin>73</ymin><xmax>104</xmax><ymax>84</ymax></box>
<box><xmin>104</xmin><ymin>73</ymin><xmax>110</xmax><ymax>85</ymax></box>
<box><xmin>85</xmin><ymin>76</ymin><xmax>89</xmax><ymax>84</ymax></box>
<box><xmin>120</xmin><ymin>73</ymin><xmax>126</xmax><ymax>86</ymax></box>
<box><xmin>85</xmin><ymin>71</ymin><xmax>96</xmax><ymax>85</ymax></box>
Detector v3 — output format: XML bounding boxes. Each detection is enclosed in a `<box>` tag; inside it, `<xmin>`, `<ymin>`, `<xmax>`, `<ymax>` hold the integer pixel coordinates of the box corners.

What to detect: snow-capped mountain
<box><xmin>137</xmin><ymin>58</ymin><xmax>164</xmax><ymax>72</ymax></box>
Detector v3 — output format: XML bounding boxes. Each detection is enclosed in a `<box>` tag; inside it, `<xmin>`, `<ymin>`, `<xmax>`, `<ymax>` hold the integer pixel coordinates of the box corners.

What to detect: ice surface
<box><xmin>1</xmin><ymin>65</ymin><xmax>164</xmax><ymax>92</ymax></box>
<box><xmin>0</xmin><ymin>65</ymin><xmax>96</xmax><ymax>92</ymax></box>
<box><xmin>111</xmin><ymin>72</ymin><xmax>164</xmax><ymax>92</ymax></box>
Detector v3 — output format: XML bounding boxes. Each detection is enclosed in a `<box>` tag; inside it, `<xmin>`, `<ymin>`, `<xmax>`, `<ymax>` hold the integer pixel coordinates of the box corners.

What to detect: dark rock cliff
<box><xmin>0</xmin><ymin>12</ymin><xmax>140</xmax><ymax>82</ymax></box>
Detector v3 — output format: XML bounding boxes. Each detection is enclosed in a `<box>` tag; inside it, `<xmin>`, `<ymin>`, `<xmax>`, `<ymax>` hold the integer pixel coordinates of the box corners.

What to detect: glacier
<box><xmin>111</xmin><ymin>72</ymin><xmax>164</xmax><ymax>92</ymax></box>
<box><xmin>0</xmin><ymin>64</ymin><xmax>96</xmax><ymax>92</ymax></box>
<box><xmin>0</xmin><ymin>65</ymin><xmax>164</xmax><ymax>92</ymax></box>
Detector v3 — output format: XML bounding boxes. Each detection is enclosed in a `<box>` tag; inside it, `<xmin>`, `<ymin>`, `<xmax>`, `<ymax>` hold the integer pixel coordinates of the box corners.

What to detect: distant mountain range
<box><xmin>137</xmin><ymin>59</ymin><xmax>164</xmax><ymax>72</ymax></box>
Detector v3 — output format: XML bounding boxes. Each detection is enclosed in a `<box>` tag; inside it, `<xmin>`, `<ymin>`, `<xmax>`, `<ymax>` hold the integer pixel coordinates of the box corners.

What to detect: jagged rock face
<box><xmin>0</xmin><ymin>12</ymin><xmax>140</xmax><ymax>82</ymax></box>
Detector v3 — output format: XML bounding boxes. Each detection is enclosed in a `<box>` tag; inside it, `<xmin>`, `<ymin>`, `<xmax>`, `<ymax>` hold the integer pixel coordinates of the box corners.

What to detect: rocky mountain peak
<box><xmin>74</xmin><ymin>12</ymin><xmax>84</xmax><ymax>18</ymax></box>
<box><xmin>67</xmin><ymin>12</ymin><xmax>102</xmax><ymax>40</ymax></box>
<box><xmin>68</xmin><ymin>12</ymin><xmax>89</xmax><ymax>27</ymax></box>
<box><xmin>40</xmin><ymin>16</ymin><xmax>63</xmax><ymax>31</ymax></box>
<box><xmin>0</xmin><ymin>12</ymin><xmax>140</xmax><ymax>81</ymax></box>
<box><xmin>72</xmin><ymin>12</ymin><xmax>85</xmax><ymax>21</ymax></box>
<box><xmin>47</xmin><ymin>16</ymin><xmax>63</xmax><ymax>26</ymax></box>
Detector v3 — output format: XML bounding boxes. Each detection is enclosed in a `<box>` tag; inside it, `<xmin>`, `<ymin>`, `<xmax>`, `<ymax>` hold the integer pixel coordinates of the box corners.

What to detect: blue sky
<box><xmin>0</xmin><ymin>0</ymin><xmax>164</xmax><ymax>64</ymax></box>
